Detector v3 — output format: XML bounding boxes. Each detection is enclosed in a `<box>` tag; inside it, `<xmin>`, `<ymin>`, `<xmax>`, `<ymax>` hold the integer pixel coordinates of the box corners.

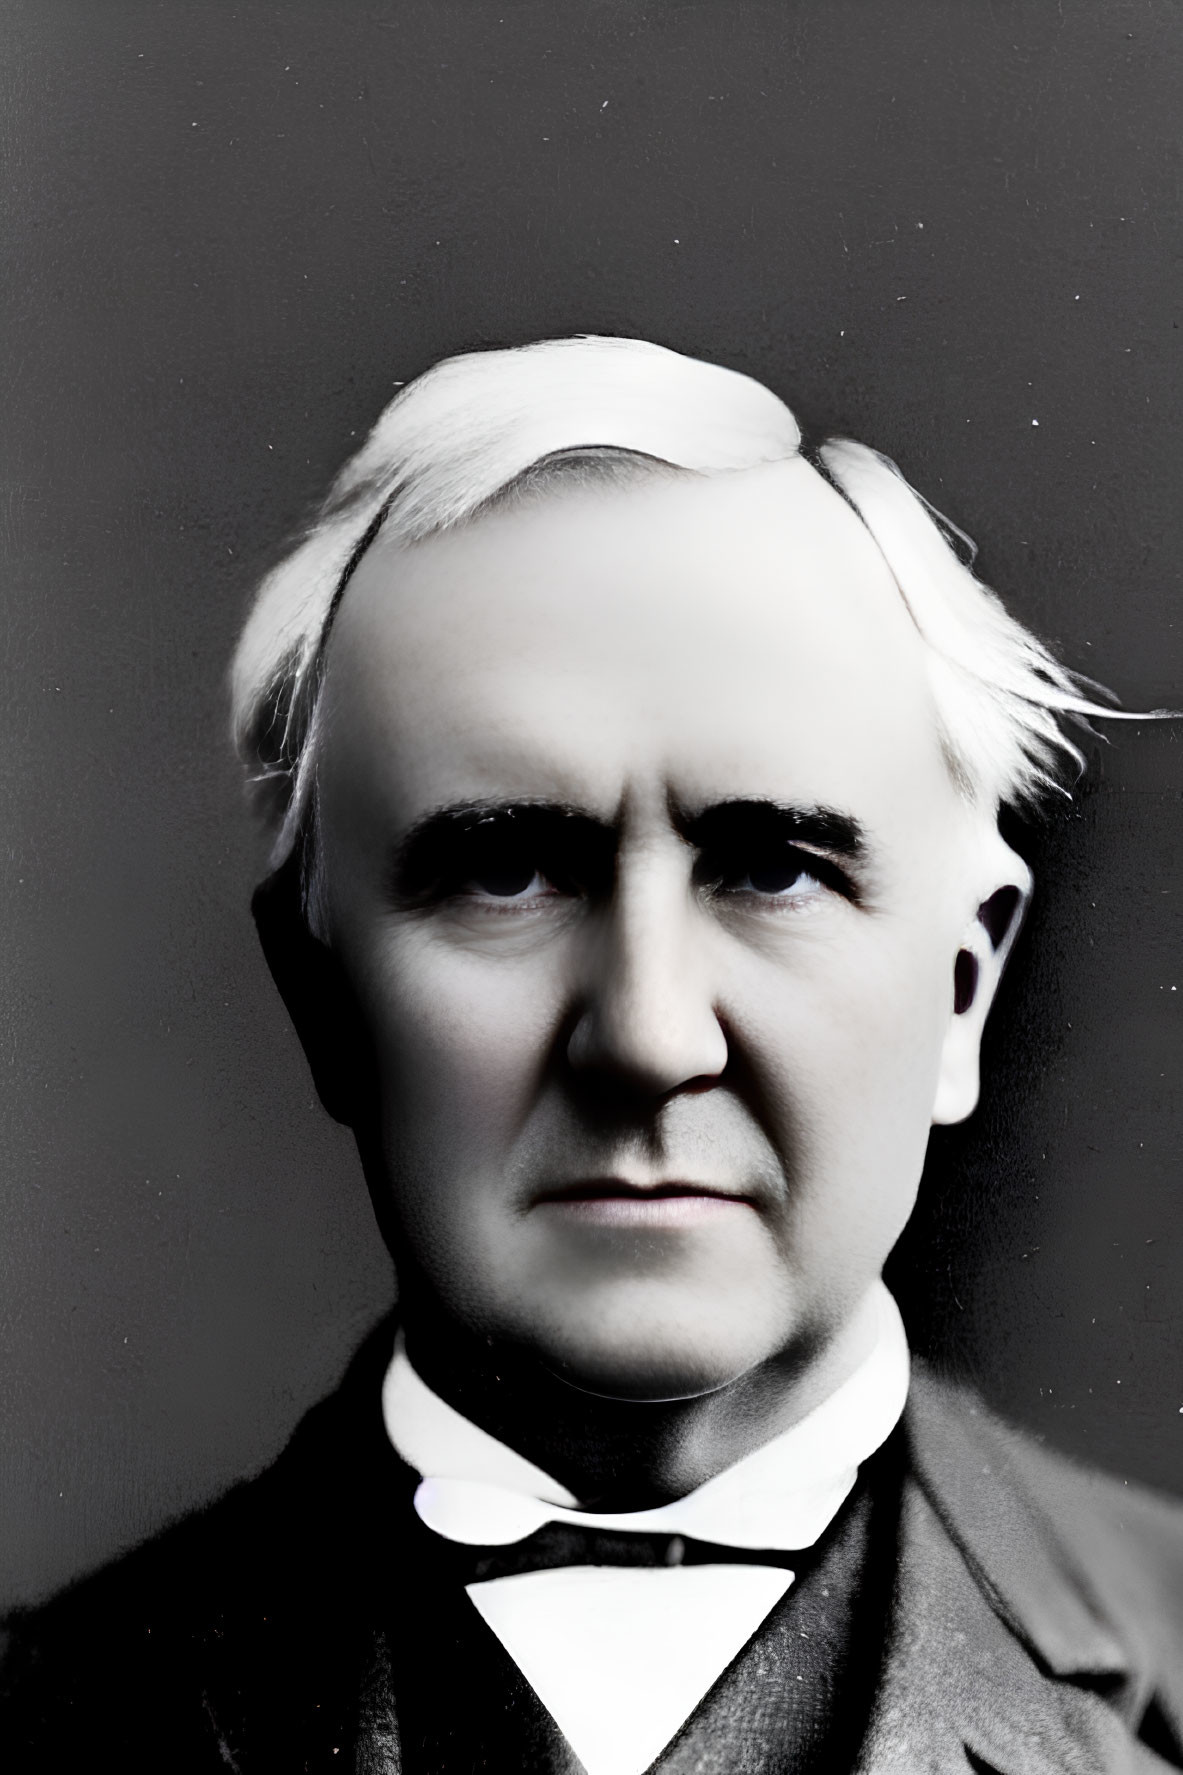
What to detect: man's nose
<box><xmin>565</xmin><ymin>854</ymin><xmax>729</xmax><ymax>1097</ymax></box>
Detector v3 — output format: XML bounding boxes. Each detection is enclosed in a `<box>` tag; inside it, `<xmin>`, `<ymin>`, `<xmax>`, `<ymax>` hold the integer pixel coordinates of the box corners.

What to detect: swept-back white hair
<box><xmin>230</xmin><ymin>334</ymin><xmax>1133</xmax><ymax>905</ymax></box>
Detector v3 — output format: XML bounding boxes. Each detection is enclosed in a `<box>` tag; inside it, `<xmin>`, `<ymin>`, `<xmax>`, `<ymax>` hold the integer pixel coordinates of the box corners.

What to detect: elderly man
<box><xmin>3</xmin><ymin>337</ymin><xmax>1182</xmax><ymax>1773</ymax></box>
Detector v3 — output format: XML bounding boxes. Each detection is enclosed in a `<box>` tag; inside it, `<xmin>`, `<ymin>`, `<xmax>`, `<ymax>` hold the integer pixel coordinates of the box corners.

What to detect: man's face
<box><xmin>316</xmin><ymin>459</ymin><xmax>993</xmax><ymax>1400</ymax></box>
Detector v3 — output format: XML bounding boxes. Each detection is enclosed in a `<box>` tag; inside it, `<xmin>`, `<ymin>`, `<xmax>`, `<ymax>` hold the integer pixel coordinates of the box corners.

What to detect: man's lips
<box><xmin>536</xmin><ymin>1180</ymin><xmax>751</xmax><ymax>1202</ymax></box>
<box><xmin>533</xmin><ymin>1180</ymin><xmax>758</xmax><ymax>1225</ymax></box>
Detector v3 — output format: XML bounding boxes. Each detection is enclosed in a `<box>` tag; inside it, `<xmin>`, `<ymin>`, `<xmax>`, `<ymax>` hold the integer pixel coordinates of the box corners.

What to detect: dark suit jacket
<box><xmin>3</xmin><ymin>1321</ymin><xmax>1182</xmax><ymax>1775</ymax></box>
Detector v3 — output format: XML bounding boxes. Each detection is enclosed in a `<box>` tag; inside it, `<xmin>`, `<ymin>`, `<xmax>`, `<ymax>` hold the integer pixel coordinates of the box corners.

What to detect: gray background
<box><xmin>2</xmin><ymin>0</ymin><xmax>1180</xmax><ymax>1611</ymax></box>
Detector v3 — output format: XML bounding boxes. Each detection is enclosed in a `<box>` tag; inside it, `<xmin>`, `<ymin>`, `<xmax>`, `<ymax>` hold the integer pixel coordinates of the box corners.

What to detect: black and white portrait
<box><xmin>2</xmin><ymin>5</ymin><xmax>1181</xmax><ymax>1772</ymax></box>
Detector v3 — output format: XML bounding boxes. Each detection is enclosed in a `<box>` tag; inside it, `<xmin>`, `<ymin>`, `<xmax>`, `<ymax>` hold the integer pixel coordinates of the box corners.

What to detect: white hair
<box><xmin>229</xmin><ymin>334</ymin><xmax>1144</xmax><ymax>917</ymax></box>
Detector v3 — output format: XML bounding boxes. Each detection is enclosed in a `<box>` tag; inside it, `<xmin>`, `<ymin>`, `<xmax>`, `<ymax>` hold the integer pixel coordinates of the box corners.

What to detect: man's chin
<box><xmin>526</xmin><ymin>1314</ymin><xmax>782</xmax><ymax>1404</ymax></box>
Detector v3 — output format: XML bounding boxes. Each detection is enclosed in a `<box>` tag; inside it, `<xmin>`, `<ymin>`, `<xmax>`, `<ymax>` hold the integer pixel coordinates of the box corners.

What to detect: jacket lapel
<box><xmin>856</xmin><ymin>1370</ymin><xmax>1181</xmax><ymax>1775</ymax></box>
<box><xmin>351</xmin><ymin>1626</ymin><xmax>403</xmax><ymax>1775</ymax></box>
<box><xmin>194</xmin><ymin>1318</ymin><xmax>412</xmax><ymax>1775</ymax></box>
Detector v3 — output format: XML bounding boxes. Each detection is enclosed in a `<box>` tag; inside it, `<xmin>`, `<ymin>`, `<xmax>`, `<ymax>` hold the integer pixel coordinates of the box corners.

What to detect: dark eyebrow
<box><xmin>391</xmin><ymin>799</ymin><xmax>615</xmax><ymax>901</ymax></box>
<box><xmin>674</xmin><ymin>799</ymin><xmax>870</xmax><ymax>863</ymax></box>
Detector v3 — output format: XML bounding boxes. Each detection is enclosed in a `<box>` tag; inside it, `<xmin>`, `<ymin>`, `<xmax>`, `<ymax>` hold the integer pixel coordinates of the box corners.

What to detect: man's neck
<box><xmin>398</xmin><ymin>1289</ymin><xmax>884</xmax><ymax>1509</ymax></box>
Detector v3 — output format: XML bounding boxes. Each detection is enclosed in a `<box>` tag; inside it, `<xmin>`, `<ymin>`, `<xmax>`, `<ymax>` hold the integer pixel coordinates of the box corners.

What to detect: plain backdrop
<box><xmin>1</xmin><ymin>0</ymin><xmax>1180</xmax><ymax>1611</ymax></box>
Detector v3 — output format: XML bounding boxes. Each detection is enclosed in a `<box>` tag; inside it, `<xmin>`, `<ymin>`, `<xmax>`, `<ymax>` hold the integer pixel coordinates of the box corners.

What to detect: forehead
<box><xmin>319</xmin><ymin>458</ymin><xmax>958</xmax><ymax>834</ymax></box>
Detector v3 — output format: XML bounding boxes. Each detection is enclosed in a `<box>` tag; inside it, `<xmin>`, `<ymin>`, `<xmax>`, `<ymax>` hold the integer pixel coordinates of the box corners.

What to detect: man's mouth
<box><xmin>533</xmin><ymin>1180</ymin><xmax>757</xmax><ymax>1226</ymax></box>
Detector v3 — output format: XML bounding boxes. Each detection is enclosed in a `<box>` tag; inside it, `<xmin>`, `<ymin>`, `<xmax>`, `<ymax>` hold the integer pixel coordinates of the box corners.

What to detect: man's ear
<box><xmin>931</xmin><ymin>845</ymin><xmax>1033</xmax><ymax>1126</ymax></box>
<box><xmin>251</xmin><ymin>858</ymin><xmax>372</xmax><ymax>1127</ymax></box>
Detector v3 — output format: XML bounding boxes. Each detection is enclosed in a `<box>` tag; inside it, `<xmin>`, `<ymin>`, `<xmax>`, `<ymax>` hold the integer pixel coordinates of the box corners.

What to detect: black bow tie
<box><xmin>430</xmin><ymin>1518</ymin><xmax>802</xmax><ymax>1584</ymax></box>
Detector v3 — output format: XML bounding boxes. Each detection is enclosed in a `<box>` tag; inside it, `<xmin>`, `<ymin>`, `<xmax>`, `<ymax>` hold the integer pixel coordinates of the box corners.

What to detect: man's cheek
<box><xmin>756</xmin><ymin>1000</ymin><xmax>942</xmax><ymax>1176</ymax></box>
<box><xmin>375</xmin><ymin>1004</ymin><xmax>541</xmax><ymax>1194</ymax></box>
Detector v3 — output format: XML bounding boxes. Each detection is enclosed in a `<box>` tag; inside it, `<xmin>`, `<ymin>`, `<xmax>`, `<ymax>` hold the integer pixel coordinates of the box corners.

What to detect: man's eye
<box><xmin>698</xmin><ymin>846</ymin><xmax>843</xmax><ymax>903</ymax></box>
<box><xmin>392</xmin><ymin>809</ymin><xmax>616</xmax><ymax>912</ymax></box>
<box><xmin>738</xmin><ymin>857</ymin><xmax>823</xmax><ymax>896</ymax></box>
<box><xmin>462</xmin><ymin>862</ymin><xmax>556</xmax><ymax>901</ymax></box>
<box><xmin>452</xmin><ymin>832</ymin><xmax>573</xmax><ymax>903</ymax></box>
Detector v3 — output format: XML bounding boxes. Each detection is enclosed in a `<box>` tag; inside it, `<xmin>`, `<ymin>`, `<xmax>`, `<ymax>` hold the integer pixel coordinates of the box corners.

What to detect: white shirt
<box><xmin>382</xmin><ymin>1283</ymin><xmax>910</xmax><ymax>1775</ymax></box>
